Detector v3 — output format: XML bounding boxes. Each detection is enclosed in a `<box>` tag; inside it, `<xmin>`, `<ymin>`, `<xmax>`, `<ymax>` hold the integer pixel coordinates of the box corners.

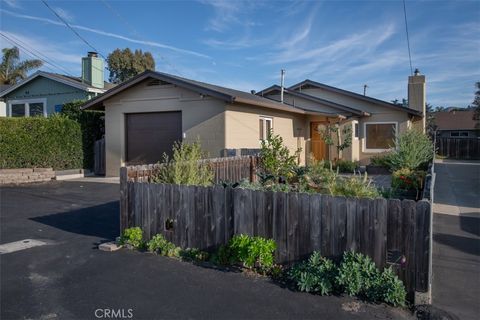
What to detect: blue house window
<box><xmin>55</xmin><ymin>104</ymin><xmax>63</xmax><ymax>113</ymax></box>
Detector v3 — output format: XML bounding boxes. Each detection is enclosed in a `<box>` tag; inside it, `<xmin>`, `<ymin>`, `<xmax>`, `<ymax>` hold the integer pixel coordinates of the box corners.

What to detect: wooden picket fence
<box><xmin>436</xmin><ymin>137</ymin><xmax>480</xmax><ymax>160</ymax></box>
<box><xmin>124</xmin><ymin>156</ymin><xmax>258</xmax><ymax>184</ymax></box>
<box><xmin>120</xmin><ymin>176</ymin><xmax>431</xmax><ymax>303</ymax></box>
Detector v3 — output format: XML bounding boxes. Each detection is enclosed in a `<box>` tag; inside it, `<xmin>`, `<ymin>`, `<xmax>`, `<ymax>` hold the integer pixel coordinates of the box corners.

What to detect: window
<box><xmin>364</xmin><ymin>122</ymin><xmax>397</xmax><ymax>152</ymax></box>
<box><xmin>450</xmin><ymin>131</ymin><xmax>469</xmax><ymax>137</ymax></box>
<box><xmin>8</xmin><ymin>99</ymin><xmax>46</xmax><ymax>117</ymax></box>
<box><xmin>259</xmin><ymin>116</ymin><xmax>273</xmax><ymax>141</ymax></box>
<box><xmin>354</xmin><ymin>122</ymin><xmax>359</xmax><ymax>138</ymax></box>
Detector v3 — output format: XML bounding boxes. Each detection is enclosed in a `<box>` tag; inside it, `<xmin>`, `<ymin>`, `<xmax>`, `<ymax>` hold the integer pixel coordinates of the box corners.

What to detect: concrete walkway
<box><xmin>432</xmin><ymin>160</ymin><xmax>480</xmax><ymax>320</ymax></box>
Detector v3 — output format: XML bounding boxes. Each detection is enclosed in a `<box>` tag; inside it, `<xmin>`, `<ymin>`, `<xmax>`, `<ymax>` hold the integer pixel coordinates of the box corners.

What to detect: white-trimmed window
<box><xmin>363</xmin><ymin>122</ymin><xmax>397</xmax><ymax>152</ymax></box>
<box><xmin>8</xmin><ymin>99</ymin><xmax>47</xmax><ymax>117</ymax></box>
<box><xmin>259</xmin><ymin>116</ymin><xmax>273</xmax><ymax>141</ymax></box>
<box><xmin>352</xmin><ymin>120</ymin><xmax>359</xmax><ymax>139</ymax></box>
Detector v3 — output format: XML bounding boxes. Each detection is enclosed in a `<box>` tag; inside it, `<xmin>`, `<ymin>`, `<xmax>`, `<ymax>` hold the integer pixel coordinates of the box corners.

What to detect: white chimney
<box><xmin>408</xmin><ymin>68</ymin><xmax>426</xmax><ymax>133</ymax></box>
<box><xmin>280</xmin><ymin>69</ymin><xmax>285</xmax><ymax>103</ymax></box>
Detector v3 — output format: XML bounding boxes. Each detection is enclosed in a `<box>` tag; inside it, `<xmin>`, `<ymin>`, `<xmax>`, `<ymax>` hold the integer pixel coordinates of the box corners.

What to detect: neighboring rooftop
<box><xmin>434</xmin><ymin>109</ymin><xmax>478</xmax><ymax>131</ymax></box>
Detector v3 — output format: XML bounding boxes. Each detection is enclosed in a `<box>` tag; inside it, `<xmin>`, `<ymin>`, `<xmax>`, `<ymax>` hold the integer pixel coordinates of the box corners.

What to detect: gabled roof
<box><xmin>0</xmin><ymin>71</ymin><xmax>111</xmax><ymax>98</ymax></box>
<box><xmin>82</xmin><ymin>71</ymin><xmax>333</xmax><ymax>116</ymax></box>
<box><xmin>434</xmin><ymin>110</ymin><xmax>478</xmax><ymax>131</ymax></box>
<box><xmin>289</xmin><ymin>79</ymin><xmax>423</xmax><ymax>117</ymax></box>
<box><xmin>256</xmin><ymin>85</ymin><xmax>369</xmax><ymax>117</ymax></box>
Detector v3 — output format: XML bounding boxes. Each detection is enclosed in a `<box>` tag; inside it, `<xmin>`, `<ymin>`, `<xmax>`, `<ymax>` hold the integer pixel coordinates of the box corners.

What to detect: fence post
<box><xmin>119</xmin><ymin>166</ymin><xmax>128</xmax><ymax>236</ymax></box>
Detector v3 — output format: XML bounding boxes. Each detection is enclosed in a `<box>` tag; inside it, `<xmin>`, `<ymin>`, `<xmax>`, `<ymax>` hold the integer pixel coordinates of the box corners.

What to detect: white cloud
<box><xmin>1</xmin><ymin>9</ymin><xmax>211</xmax><ymax>59</ymax></box>
<box><xmin>3</xmin><ymin>0</ymin><xmax>21</xmax><ymax>9</ymax></box>
<box><xmin>53</xmin><ymin>6</ymin><xmax>74</xmax><ymax>23</ymax></box>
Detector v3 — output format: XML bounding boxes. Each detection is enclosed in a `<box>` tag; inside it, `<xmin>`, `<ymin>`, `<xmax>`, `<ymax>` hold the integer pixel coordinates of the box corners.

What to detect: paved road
<box><xmin>0</xmin><ymin>180</ymin><xmax>413</xmax><ymax>320</ymax></box>
<box><xmin>432</xmin><ymin>160</ymin><xmax>480</xmax><ymax>320</ymax></box>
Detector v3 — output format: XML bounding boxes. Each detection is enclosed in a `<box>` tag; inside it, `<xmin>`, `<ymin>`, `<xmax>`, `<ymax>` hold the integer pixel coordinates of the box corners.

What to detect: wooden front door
<box><xmin>310</xmin><ymin>122</ymin><xmax>329</xmax><ymax>161</ymax></box>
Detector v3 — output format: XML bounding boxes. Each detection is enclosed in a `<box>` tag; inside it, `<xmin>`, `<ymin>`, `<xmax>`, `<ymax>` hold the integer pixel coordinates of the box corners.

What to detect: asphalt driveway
<box><xmin>432</xmin><ymin>160</ymin><xmax>480</xmax><ymax>320</ymax></box>
<box><xmin>0</xmin><ymin>180</ymin><xmax>413</xmax><ymax>320</ymax></box>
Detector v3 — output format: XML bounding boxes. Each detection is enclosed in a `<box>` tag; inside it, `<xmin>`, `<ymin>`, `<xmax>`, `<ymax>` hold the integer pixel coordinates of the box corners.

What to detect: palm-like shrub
<box><xmin>389</xmin><ymin>130</ymin><xmax>434</xmax><ymax>171</ymax></box>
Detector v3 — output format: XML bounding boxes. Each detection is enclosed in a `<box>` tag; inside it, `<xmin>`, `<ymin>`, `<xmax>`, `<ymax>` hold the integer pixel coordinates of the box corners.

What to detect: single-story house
<box><xmin>0</xmin><ymin>52</ymin><xmax>113</xmax><ymax>117</ymax></box>
<box><xmin>83</xmin><ymin>70</ymin><xmax>426</xmax><ymax>177</ymax></box>
<box><xmin>434</xmin><ymin>109</ymin><xmax>479</xmax><ymax>138</ymax></box>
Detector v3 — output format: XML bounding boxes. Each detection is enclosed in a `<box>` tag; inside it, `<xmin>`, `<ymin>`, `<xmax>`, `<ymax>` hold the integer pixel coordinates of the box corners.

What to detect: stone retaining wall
<box><xmin>0</xmin><ymin>168</ymin><xmax>55</xmax><ymax>185</ymax></box>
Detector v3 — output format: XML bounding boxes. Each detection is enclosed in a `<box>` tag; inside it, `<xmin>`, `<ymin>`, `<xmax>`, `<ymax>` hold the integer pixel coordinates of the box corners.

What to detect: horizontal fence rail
<box><xmin>124</xmin><ymin>156</ymin><xmax>258</xmax><ymax>184</ymax></box>
<box><xmin>436</xmin><ymin>137</ymin><xmax>480</xmax><ymax>160</ymax></box>
<box><xmin>120</xmin><ymin>178</ymin><xmax>431</xmax><ymax>302</ymax></box>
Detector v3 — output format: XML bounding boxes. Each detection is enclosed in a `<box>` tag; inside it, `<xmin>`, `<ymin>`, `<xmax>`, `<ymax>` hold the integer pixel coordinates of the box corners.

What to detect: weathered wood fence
<box><xmin>120</xmin><ymin>175</ymin><xmax>431</xmax><ymax>303</ymax></box>
<box><xmin>94</xmin><ymin>138</ymin><xmax>105</xmax><ymax>176</ymax></box>
<box><xmin>436</xmin><ymin>137</ymin><xmax>480</xmax><ymax>160</ymax></box>
<box><xmin>124</xmin><ymin>156</ymin><xmax>258</xmax><ymax>184</ymax></box>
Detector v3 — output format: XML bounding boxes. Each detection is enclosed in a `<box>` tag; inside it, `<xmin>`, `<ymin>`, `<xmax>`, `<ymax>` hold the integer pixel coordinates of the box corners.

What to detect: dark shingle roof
<box><xmin>82</xmin><ymin>71</ymin><xmax>327</xmax><ymax>116</ymax></box>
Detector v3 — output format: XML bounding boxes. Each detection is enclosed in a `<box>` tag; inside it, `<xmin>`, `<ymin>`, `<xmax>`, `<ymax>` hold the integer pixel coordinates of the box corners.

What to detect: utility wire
<box><xmin>41</xmin><ymin>0</ymin><xmax>106</xmax><ymax>59</ymax></box>
<box><xmin>0</xmin><ymin>32</ymin><xmax>73</xmax><ymax>75</ymax></box>
<box><xmin>402</xmin><ymin>0</ymin><xmax>414</xmax><ymax>75</ymax></box>
<box><xmin>4</xmin><ymin>32</ymin><xmax>75</xmax><ymax>77</ymax></box>
<box><xmin>99</xmin><ymin>0</ymin><xmax>183</xmax><ymax>76</ymax></box>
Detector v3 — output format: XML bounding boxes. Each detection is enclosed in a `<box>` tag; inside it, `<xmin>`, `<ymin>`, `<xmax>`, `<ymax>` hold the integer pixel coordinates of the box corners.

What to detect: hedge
<box><xmin>0</xmin><ymin>116</ymin><xmax>83</xmax><ymax>170</ymax></box>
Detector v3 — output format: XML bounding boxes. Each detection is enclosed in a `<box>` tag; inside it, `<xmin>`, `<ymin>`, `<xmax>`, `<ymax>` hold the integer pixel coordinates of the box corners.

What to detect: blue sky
<box><xmin>0</xmin><ymin>0</ymin><xmax>479</xmax><ymax>107</ymax></box>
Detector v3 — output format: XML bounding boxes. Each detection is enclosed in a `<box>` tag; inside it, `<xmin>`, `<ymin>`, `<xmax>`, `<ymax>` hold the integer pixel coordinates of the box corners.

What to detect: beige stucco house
<box><xmin>83</xmin><ymin>70</ymin><xmax>425</xmax><ymax>176</ymax></box>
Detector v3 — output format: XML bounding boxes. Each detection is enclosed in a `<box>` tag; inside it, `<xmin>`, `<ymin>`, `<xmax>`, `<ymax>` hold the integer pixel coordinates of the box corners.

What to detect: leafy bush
<box><xmin>259</xmin><ymin>131</ymin><xmax>300</xmax><ymax>180</ymax></box>
<box><xmin>152</xmin><ymin>140</ymin><xmax>214</xmax><ymax>186</ymax></box>
<box><xmin>388</xmin><ymin>129</ymin><xmax>434</xmax><ymax>171</ymax></box>
<box><xmin>331</xmin><ymin>174</ymin><xmax>380</xmax><ymax>198</ymax></box>
<box><xmin>146</xmin><ymin>234</ymin><xmax>180</xmax><ymax>257</ymax></box>
<box><xmin>333</xmin><ymin>160</ymin><xmax>358</xmax><ymax>173</ymax></box>
<box><xmin>288</xmin><ymin>252</ymin><xmax>337</xmax><ymax>295</ymax></box>
<box><xmin>180</xmin><ymin>248</ymin><xmax>209</xmax><ymax>262</ymax></box>
<box><xmin>392</xmin><ymin>168</ymin><xmax>425</xmax><ymax>191</ymax></box>
<box><xmin>336</xmin><ymin>252</ymin><xmax>406</xmax><ymax>306</ymax></box>
<box><xmin>0</xmin><ymin>116</ymin><xmax>83</xmax><ymax>170</ymax></box>
<box><xmin>120</xmin><ymin>227</ymin><xmax>145</xmax><ymax>249</ymax></box>
<box><xmin>227</xmin><ymin>234</ymin><xmax>277</xmax><ymax>272</ymax></box>
<box><xmin>60</xmin><ymin>100</ymin><xmax>104</xmax><ymax>169</ymax></box>
<box><xmin>369</xmin><ymin>154</ymin><xmax>392</xmax><ymax>167</ymax></box>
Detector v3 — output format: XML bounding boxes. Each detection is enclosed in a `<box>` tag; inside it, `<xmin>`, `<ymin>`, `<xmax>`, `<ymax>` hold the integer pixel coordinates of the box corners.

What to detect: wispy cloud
<box><xmin>3</xmin><ymin>0</ymin><xmax>21</xmax><ymax>9</ymax></box>
<box><xmin>1</xmin><ymin>9</ymin><xmax>211</xmax><ymax>59</ymax></box>
<box><xmin>53</xmin><ymin>6</ymin><xmax>74</xmax><ymax>23</ymax></box>
<box><xmin>200</xmin><ymin>0</ymin><xmax>261</xmax><ymax>33</ymax></box>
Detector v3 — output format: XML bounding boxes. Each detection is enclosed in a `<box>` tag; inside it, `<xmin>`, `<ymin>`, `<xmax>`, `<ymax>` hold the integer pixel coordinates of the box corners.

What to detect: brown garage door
<box><xmin>126</xmin><ymin>111</ymin><xmax>182</xmax><ymax>165</ymax></box>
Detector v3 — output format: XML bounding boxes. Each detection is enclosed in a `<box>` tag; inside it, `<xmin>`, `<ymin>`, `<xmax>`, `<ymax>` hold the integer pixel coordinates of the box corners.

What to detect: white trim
<box><xmin>362</xmin><ymin>121</ymin><xmax>397</xmax><ymax>153</ymax></box>
<box><xmin>0</xmin><ymin>71</ymin><xmax>106</xmax><ymax>98</ymax></box>
<box><xmin>259</xmin><ymin>116</ymin><xmax>273</xmax><ymax>142</ymax></box>
<box><xmin>8</xmin><ymin>98</ymin><xmax>47</xmax><ymax>117</ymax></box>
<box><xmin>352</xmin><ymin>120</ymin><xmax>359</xmax><ymax>140</ymax></box>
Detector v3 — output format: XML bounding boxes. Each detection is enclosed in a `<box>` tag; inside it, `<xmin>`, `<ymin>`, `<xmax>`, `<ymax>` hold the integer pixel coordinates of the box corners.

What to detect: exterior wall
<box><xmin>225</xmin><ymin>103</ymin><xmax>308</xmax><ymax>164</ymax></box>
<box><xmin>103</xmin><ymin>80</ymin><xmax>226</xmax><ymax>176</ymax></box>
<box><xmin>4</xmin><ymin>76</ymin><xmax>90</xmax><ymax>115</ymax></box>
<box><xmin>300</xmin><ymin>87</ymin><xmax>411</xmax><ymax>164</ymax></box>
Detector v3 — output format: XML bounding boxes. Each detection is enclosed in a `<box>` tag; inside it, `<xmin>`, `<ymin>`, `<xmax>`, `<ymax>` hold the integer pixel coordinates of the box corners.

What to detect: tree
<box><xmin>106</xmin><ymin>48</ymin><xmax>155</xmax><ymax>84</ymax></box>
<box><xmin>317</xmin><ymin>123</ymin><xmax>352</xmax><ymax>160</ymax></box>
<box><xmin>425</xmin><ymin>103</ymin><xmax>437</xmax><ymax>138</ymax></box>
<box><xmin>0</xmin><ymin>47</ymin><xmax>43</xmax><ymax>85</ymax></box>
<box><xmin>472</xmin><ymin>82</ymin><xmax>480</xmax><ymax>129</ymax></box>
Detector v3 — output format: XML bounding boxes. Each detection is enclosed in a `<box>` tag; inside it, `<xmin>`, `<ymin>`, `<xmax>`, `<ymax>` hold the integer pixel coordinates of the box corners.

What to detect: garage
<box><xmin>126</xmin><ymin>111</ymin><xmax>182</xmax><ymax>165</ymax></box>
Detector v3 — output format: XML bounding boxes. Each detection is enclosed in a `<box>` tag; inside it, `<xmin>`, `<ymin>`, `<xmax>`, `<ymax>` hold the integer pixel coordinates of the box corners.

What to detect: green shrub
<box><xmin>331</xmin><ymin>174</ymin><xmax>380</xmax><ymax>199</ymax></box>
<box><xmin>227</xmin><ymin>234</ymin><xmax>277</xmax><ymax>272</ymax></box>
<box><xmin>389</xmin><ymin>130</ymin><xmax>434</xmax><ymax>171</ymax></box>
<box><xmin>288</xmin><ymin>252</ymin><xmax>337</xmax><ymax>295</ymax></box>
<box><xmin>0</xmin><ymin>116</ymin><xmax>83</xmax><ymax>170</ymax></box>
<box><xmin>334</xmin><ymin>160</ymin><xmax>358</xmax><ymax>173</ymax></box>
<box><xmin>120</xmin><ymin>227</ymin><xmax>145</xmax><ymax>249</ymax></box>
<box><xmin>152</xmin><ymin>140</ymin><xmax>214</xmax><ymax>186</ymax></box>
<box><xmin>392</xmin><ymin>168</ymin><xmax>425</xmax><ymax>191</ymax></box>
<box><xmin>180</xmin><ymin>248</ymin><xmax>209</xmax><ymax>262</ymax></box>
<box><xmin>336</xmin><ymin>252</ymin><xmax>406</xmax><ymax>306</ymax></box>
<box><xmin>60</xmin><ymin>100</ymin><xmax>104</xmax><ymax>169</ymax></box>
<box><xmin>369</xmin><ymin>154</ymin><xmax>392</xmax><ymax>168</ymax></box>
<box><xmin>259</xmin><ymin>131</ymin><xmax>300</xmax><ymax>180</ymax></box>
<box><xmin>146</xmin><ymin>234</ymin><xmax>180</xmax><ymax>257</ymax></box>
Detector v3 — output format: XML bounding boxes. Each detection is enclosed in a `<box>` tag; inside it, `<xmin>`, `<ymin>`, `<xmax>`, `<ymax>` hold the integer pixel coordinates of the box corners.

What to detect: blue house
<box><xmin>0</xmin><ymin>52</ymin><xmax>113</xmax><ymax>117</ymax></box>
